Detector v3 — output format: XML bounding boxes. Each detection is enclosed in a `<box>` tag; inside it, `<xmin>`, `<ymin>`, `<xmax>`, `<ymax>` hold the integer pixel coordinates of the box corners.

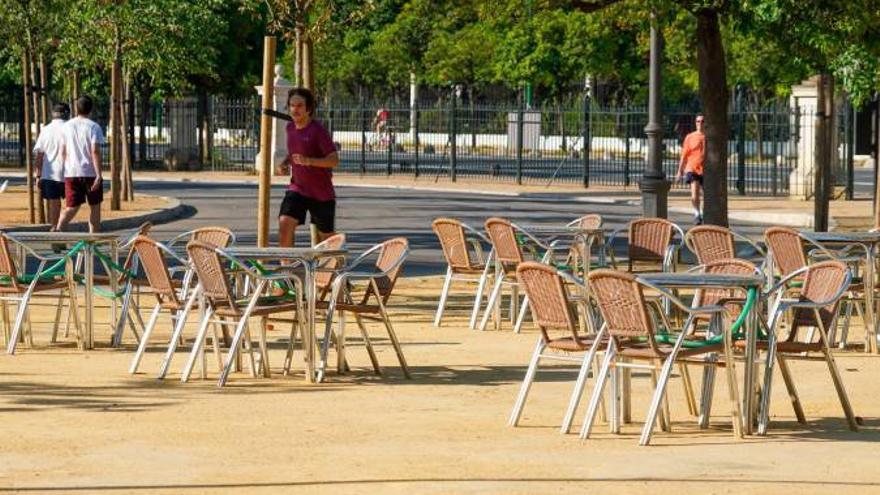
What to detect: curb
<box><xmin>1</xmin><ymin>196</ymin><xmax>190</xmax><ymax>233</ymax></box>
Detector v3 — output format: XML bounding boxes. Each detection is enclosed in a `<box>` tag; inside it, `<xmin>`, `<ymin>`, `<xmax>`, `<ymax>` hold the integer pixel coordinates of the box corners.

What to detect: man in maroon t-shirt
<box><xmin>275</xmin><ymin>88</ymin><xmax>339</xmax><ymax>247</ymax></box>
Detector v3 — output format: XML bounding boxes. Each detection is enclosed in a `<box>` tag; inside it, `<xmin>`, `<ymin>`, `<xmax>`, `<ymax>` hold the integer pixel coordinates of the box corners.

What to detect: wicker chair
<box><xmin>317</xmin><ymin>237</ymin><xmax>411</xmax><ymax>381</ymax></box>
<box><xmin>479</xmin><ymin>217</ymin><xmax>558</xmax><ymax>332</ymax></box>
<box><xmin>167</xmin><ymin>227</ymin><xmax>236</xmax><ymax>250</ymax></box>
<box><xmin>180</xmin><ymin>240</ymin><xmax>304</xmax><ymax>387</ymax></box>
<box><xmin>580</xmin><ymin>269</ymin><xmax>743</xmax><ymax>446</ymax></box>
<box><xmin>431</xmin><ymin>218</ymin><xmax>493</xmax><ymax>329</ymax></box>
<box><xmin>607</xmin><ymin>218</ymin><xmax>683</xmax><ymax>273</ymax></box>
<box><xmin>751</xmin><ymin>260</ymin><xmax>858</xmax><ymax>434</ymax></box>
<box><xmin>568</xmin><ymin>214</ymin><xmax>603</xmax><ymax>230</ymax></box>
<box><xmin>685</xmin><ymin>224</ymin><xmax>766</xmax><ymax>266</ymax></box>
<box><xmin>127</xmin><ymin>236</ymin><xmax>200</xmax><ymax>377</ymax></box>
<box><xmin>509</xmin><ymin>262</ymin><xmax>605</xmax><ymax>433</ymax></box>
<box><xmin>2</xmin><ymin>233</ymin><xmax>80</xmax><ymax>353</ymax></box>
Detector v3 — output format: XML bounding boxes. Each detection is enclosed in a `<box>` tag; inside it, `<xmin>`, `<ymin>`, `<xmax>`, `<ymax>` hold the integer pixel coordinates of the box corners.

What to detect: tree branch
<box><xmin>562</xmin><ymin>0</ymin><xmax>624</xmax><ymax>14</ymax></box>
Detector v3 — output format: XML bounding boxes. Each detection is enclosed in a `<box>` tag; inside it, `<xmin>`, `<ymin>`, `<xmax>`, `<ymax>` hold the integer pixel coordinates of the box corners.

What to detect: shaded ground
<box><xmin>1</xmin><ymin>276</ymin><xmax>879</xmax><ymax>494</ymax></box>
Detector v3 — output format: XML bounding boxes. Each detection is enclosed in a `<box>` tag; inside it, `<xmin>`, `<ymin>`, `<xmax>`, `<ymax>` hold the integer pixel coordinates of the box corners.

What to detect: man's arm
<box><xmin>275</xmin><ymin>156</ymin><xmax>290</xmax><ymax>176</ymax></box>
<box><xmin>675</xmin><ymin>137</ymin><xmax>688</xmax><ymax>179</ymax></box>
<box><xmin>90</xmin><ymin>144</ymin><xmax>103</xmax><ymax>192</ymax></box>
<box><xmin>291</xmin><ymin>152</ymin><xmax>339</xmax><ymax>170</ymax></box>
<box><xmin>34</xmin><ymin>152</ymin><xmax>45</xmax><ymax>180</ymax></box>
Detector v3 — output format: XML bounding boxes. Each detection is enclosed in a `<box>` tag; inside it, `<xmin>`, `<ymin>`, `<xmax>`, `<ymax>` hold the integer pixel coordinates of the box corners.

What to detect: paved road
<box><xmin>132</xmin><ymin>180</ymin><xmax>779</xmax><ymax>277</ymax></box>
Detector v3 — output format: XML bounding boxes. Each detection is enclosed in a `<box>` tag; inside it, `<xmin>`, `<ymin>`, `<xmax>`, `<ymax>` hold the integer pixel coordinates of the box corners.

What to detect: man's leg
<box><xmin>56</xmin><ymin>205</ymin><xmax>80</xmax><ymax>232</ymax></box>
<box><xmin>691</xmin><ymin>180</ymin><xmax>702</xmax><ymax>223</ymax></box>
<box><xmin>279</xmin><ymin>215</ymin><xmax>299</xmax><ymax>247</ymax></box>
<box><xmin>46</xmin><ymin>200</ymin><xmax>61</xmax><ymax>230</ymax></box>
<box><xmin>88</xmin><ymin>203</ymin><xmax>101</xmax><ymax>233</ymax></box>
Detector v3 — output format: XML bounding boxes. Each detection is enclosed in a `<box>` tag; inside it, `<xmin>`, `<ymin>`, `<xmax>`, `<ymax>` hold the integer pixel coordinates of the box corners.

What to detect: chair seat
<box><xmin>547</xmin><ymin>335</ymin><xmax>606</xmax><ymax>352</ymax></box>
<box><xmin>215</xmin><ymin>298</ymin><xmax>298</xmax><ymax>317</ymax></box>
<box><xmin>733</xmin><ymin>339</ymin><xmax>821</xmax><ymax>354</ymax></box>
<box><xmin>451</xmin><ymin>264</ymin><xmax>487</xmax><ymax>275</ymax></box>
<box><xmin>618</xmin><ymin>339</ymin><xmax>724</xmax><ymax>360</ymax></box>
<box><xmin>315</xmin><ymin>300</ymin><xmax>381</xmax><ymax>314</ymax></box>
<box><xmin>0</xmin><ymin>278</ymin><xmax>68</xmax><ymax>294</ymax></box>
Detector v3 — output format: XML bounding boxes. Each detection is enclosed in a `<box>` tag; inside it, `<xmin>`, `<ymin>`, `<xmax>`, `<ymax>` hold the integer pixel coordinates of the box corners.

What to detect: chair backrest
<box><xmin>792</xmin><ymin>260</ymin><xmax>849</xmax><ymax>339</ymax></box>
<box><xmin>764</xmin><ymin>226</ymin><xmax>806</xmax><ymax>278</ymax></box>
<box><xmin>628</xmin><ymin>218</ymin><xmax>676</xmax><ymax>266</ymax></box>
<box><xmin>132</xmin><ymin>235</ymin><xmax>179</xmax><ymax>306</ymax></box>
<box><xmin>588</xmin><ymin>269</ymin><xmax>657</xmax><ymax>350</ymax></box>
<box><xmin>118</xmin><ymin>221</ymin><xmax>153</xmax><ymax>283</ymax></box>
<box><xmin>186</xmin><ymin>240</ymin><xmax>236</xmax><ymax>309</ymax></box>
<box><xmin>432</xmin><ymin>218</ymin><xmax>474</xmax><ymax>270</ymax></box>
<box><xmin>0</xmin><ymin>234</ymin><xmax>19</xmax><ymax>291</ymax></box>
<box><xmin>485</xmin><ymin>217</ymin><xmax>523</xmax><ymax>265</ymax></box>
<box><xmin>516</xmin><ymin>262</ymin><xmax>579</xmax><ymax>344</ymax></box>
<box><xmin>569</xmin><ymin>214</ymin><xmax>603</xmax><ymax>230</ymax></box>
<box><xmin>192</xmin><ymin>227</ymin><xmax>234</xmax><ymax>248</ymax></box>
<box><xmin>693</xmin><ymin>258</ymin><xmax>759</xmax><ymax>308</ymax></box>
<box><xmin>315</xmin><ymin>233</ymin><xmax>346</xmax><ymax>291</ymax></box>
<box><xmin>685</xmin><ymin>225</ymin><xmax>735</xmax><ymax>265</ymax></box>
<box><xmin>369</xmin><ymin>237</ymin><xmax>408</xmax><ymax>303</ymax></box>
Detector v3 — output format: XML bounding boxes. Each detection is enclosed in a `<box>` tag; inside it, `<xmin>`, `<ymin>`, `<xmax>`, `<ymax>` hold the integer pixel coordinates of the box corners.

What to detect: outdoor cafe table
<box><xmin>800</xmin><ymin>231</ymin><xmax>880</xmax><ymax>353</ymax></box>
<box><xmin>518</xmin><ymin>225</ymin><xmax>606</xmax><ymax>275</ymax></box>
<box><xmin>223</xmin><ymin>246</ymin><xmax>347</xmax><ymax>383</ymax></box>
<box><xmin>637</xmin><ymin>272</ymin><xmax>766</xmax><ymax>435</ymax></box>
<box><xmin>5</xmin><ymin>231</ymin><xmax>119</xmax><ymax>350</ymax></box>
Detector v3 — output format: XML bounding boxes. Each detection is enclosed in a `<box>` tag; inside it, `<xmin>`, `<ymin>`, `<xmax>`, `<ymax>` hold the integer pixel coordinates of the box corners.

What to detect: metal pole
<box><xmin>846</xmin><ymin>99</ymin><xmax>855</xmax><ymax>200</ymax></box>
<box><xmin>736</xmin><ymin>87</ymin><xmax>746</xmax><ymax>195</ymax></box>
<box><xmin>450</xmin><ymin>88</ymin><xmax>458</xmax><ymax>182</ymax></box>
<box><xmin>256</xmin><ymin>36</ymin><xmax>276</xmax><ymax>247</ymax></box>
<box><xmin>414</xmin><ymin>97</ymin><xmax>420</xmax><ymax>178</ymax></box>
<box><xmin>517</xmin><ymin>98</ymin><xmax>524</xmax><ymax>185</ymax></box>
<box><xmin>360</xmin><ymin>88</ymin><xmax>366</xmax><ymax>175</ymax></box>
<box><xmin>582</xmin><ymin>78</ymin><xmax>591</xmax><ymax>188</ymax></box>
<box><xmin>624</xmin><ymin>106</ymin><xmax>631</xmax><ymax>187</ymax></box>
<box><xmin>386</xmin><ymin>110</ymin><xmax>393</xmax><ymax>175</ymax></box>
<box><xmin>814</xmin><ymin>73</ymin><xmax>830</xmax><ymax>232</ymax></box>
<box><xmin>638</xmin><ymin>11</ymin><xmax>670</xmax><ymax>218</ymax></box>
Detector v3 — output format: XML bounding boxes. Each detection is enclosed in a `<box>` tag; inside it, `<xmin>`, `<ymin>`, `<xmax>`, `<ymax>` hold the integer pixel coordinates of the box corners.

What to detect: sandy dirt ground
<box><xmin>0</xmin><ymin>186</ymin><xmax>172</xmax><ymax>227</ymax></box>
<box><xmin>1</xmin><ymin>276</ymin><xmax>880</xmax><ymax>494</ymax></box>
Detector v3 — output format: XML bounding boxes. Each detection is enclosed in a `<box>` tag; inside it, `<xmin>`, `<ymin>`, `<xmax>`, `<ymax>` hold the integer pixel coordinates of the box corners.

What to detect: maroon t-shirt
<box><xmin>285</xmin><ymin>120</ymin><xmax>336</xmax><ymax>201</ymax></box>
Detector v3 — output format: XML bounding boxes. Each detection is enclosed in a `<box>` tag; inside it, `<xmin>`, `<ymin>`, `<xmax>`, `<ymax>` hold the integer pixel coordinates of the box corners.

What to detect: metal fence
<box><xmin>0</xmin><ymin>92</ymin><xmax>859</xmax><ymax>197</ymax></box>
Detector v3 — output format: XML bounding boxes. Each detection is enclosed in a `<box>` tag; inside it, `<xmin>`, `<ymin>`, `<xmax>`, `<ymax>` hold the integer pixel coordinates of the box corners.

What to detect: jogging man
<box><xmin>33</xmin><ymin>103</ymin><xmax>70</xmax><ymax>228</ymax></box>
<box><xmin>675</xmin><ymin>114</ymin><xmax>705</xmax><ymax>225</ymax></box>
<box><xmin>56</xmin><ymin>96</ymin><xmax>105</xmax><ymax>233</ymax></box>
<box><xmin>276</xmin><ymin>88</ymin><xmax>339</xmax><ymax>247</ymax></box>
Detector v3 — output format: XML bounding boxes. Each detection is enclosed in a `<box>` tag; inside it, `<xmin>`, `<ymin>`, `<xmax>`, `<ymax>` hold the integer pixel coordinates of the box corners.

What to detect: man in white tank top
<box><xmin>56</xmin><ymin>96</ymin><xmax>105</xmax><ymax>233</ymax></box>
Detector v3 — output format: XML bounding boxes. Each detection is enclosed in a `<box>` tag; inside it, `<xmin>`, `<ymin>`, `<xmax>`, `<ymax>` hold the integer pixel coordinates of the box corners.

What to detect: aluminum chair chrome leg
<box><xmin>561</xmin><ymin>334</ymin><xmax>604</xmax><ymax>434</ymax></box>
<box><xmin>580</xmin><ymin>343</ymin><xmax>616</xmax><ymax>440</ymax></box>
<box><xmin>157</xmin><ymin>288</ymin><xmax>199</xmax><ymax>380</ymax></box>
<box><xmin>376</xmin><ymin>291</ymin><xmax>411</xmax><ymax>379</ymax></box>
<box><xmin>433</xmin><ymin>267</ymin><xmax>453</xmax><ymax>327</ymax></box>
<box><xmin>179</xmin><ymin>307</ymin><xmax>214</xmax><ymax>383</ymax></box>
<box><xmin>508</xmin><ymin>337</ymin><xmax>545</xmax><ymax>427</ymax></box>
<box><xmin>469</xmin><ymin>265</ymin><xmax>491</xmax><ymax>329</ymax></box>
<box><xmin>217</xmin><ymin>283</ymin><xmax>265</xmax><ymax>387</ymax></box>
<box><xmin>478</xmin><ymin>275</ymin><xmax>505</xmax><ymax>331</ymax></box>
<box><xmin>7</xmin><ymin>282</ymin><xmax>37</xmax><ymax>354</ymax></box>
<box><xmin>777</xmin><ymin>356</ymin><xmax>806</xmax><ymax>423</ymax></box>
<box><xmin>129</xmin><ymin>303</ymin><xmax>162</xmax><ymax>374</ymax></box>
<box><xmin>757</xmin><ymin>332</ymin><xmax>778</xmax><ymax>435</ymax></box>
<box><xmin>354</xmin><ymin>313</ymin><xmax>381</xmax><ymax>374</ymax></box>
<box><xmin>639</xmin><ymin>349</ymin><xmax>681</xmax><ymax>446</ymax></box>
<box><xmin>513</xmin><ymin>295</ymin><xmax>530</xmax><ymax>334</ymax></box>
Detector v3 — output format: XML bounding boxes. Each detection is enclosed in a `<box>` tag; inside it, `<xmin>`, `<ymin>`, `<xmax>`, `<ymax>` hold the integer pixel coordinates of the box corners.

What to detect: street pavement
<box><xmin>133</xmin><ymin>179</ymin><xmax>778</xmax><ymax>276</ymax></box>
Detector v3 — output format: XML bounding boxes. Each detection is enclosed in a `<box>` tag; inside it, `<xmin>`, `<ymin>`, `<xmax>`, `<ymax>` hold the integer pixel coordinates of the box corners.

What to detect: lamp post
<box><xmin>582</xmin><ymin>75</ymin><xmax>591</xmax><ymax>188</ymax></box>
<box><xmin>639</xmin><ymin>11</ymin><xmax>670</xmax><ymax>218</ymax></box>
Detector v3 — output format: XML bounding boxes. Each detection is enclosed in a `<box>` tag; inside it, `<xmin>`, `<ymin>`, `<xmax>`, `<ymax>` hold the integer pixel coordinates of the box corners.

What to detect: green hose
<box><xmin>653</xmin><ymin>287</ymin><xmax>758</xmax><ymax>348</ymax></box>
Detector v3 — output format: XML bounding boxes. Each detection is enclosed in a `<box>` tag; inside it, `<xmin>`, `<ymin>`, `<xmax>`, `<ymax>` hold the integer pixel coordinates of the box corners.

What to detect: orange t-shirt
<box><xmin>681</xmin><ymin>131</ymin><xmax>705</xmax><ymax>175</ymax></box>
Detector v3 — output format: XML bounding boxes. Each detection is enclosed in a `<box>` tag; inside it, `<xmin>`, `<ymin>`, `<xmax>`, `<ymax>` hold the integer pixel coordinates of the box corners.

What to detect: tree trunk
<box><xmin>120</xmin><ymin>76</ymin><xmax>133</xmax><ymax>202</ymax></box>
<box><xmin>695</xmin><ymin>9</ymin><xmax>729</xmax><ymax>226</ymax></box>
<box><xmin>39</xmin><ymin>53</ymin><xmax>49</xmax><ymax>127</ymax></box>
<box><xmin>814</xmin><ymin>73</ymin><xmax>833</xmax><ymax>231</ymax></box>
<box><xmin>22</xmin><ymin>54</ymin><xmax>35</xmax><ymax>224</ymax></box>
<box><xmin>294</xmin><ymin>22</ymin><xmax>305</xmax><ymax>86</ymax></box>
<box><xmin>138</xmin><ymin>80</ymin><xmax>150</xmax><ymax>168</ymax></box>
<box><xmin>109</xmin><ymin>41</ymin><xmax>122</xmax><ymax>211</ymax></box>
<box><xmin>28</xmin><ymin>48</ymin><xmax>45</xmax><ymax>224</ymax></box>
<box><xmin>303</xmin><ymin>37</ymin><xmax>315</xmax><ymax>91</ymax></box>
<box><xmin>71</xmin><ymin>70</ymin><xmax>80</xmax><ymax>106</ymax></box>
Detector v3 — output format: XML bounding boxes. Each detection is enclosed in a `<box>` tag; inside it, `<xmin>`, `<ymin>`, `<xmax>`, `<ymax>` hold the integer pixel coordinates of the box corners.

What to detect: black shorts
<box><xmin>685</xmin><ymin>172</ymin><xmax>703</xmax><ymax>185</ymax></box>
<box><xmin>279</xmin><ymin>191</ymin><xmax>336</xmax><ymax>233</ymax></box>
<box><xmin>40</xmin><ymin>179</ymin><xmax>65</xmax><ymax>200</ymax></box>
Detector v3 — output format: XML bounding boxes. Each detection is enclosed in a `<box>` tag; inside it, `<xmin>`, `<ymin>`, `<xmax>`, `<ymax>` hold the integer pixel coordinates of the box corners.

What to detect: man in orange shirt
<box><xmin>675</xmin><ymin>114</ymin><xmax>705</xmax><ymax>224</ymax></box>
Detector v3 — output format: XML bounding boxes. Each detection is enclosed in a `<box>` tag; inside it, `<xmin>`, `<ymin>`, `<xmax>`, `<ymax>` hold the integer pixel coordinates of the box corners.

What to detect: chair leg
<box><xmin>479</xmin><ymin>275</ymin><xmax>505</xmax><ymax>331</ymax></box>
<box><xmin>823</xmin><ymin>349</ymin><xmax>858</xmax><ymax>431</ymax></box>
<box><xmin>378</xmin><ymin>302</ymin><xmax>411</xmax><ymax>379</ymax></box>
<box><xmin>129</xmin><ymin>303</ymin><xmax>162</xmax><ymax>374</ymax></box>
<box><xmin>433</xmin><ymin>267</ymin><xmax>453</xmax><ymax>327</ymax></box>
<box><xmin>7</xmin><ymin>285</ymin><xmax>36</xmax><ymax>354</ymax></box>
<box><xmin>580</xmin><ymin>343</ymin><xmax>615</xmax><ymax>440</ymax></box>
<box><xmin>639</xmin><ymin>352</ymin><xmax>680</xmax><ymax>446</ymax></box>
<box><xmin>336</xmin><ymin>310</ymin><xmax>347</xmax><ymax>374</ymax></box>
<box><xmin>158</xmin><ymin>290</ymin><xmax>198</xmax><ymax>380</ymax></box>
<box><xmin>508</xmin><ymin>337</ymin><xmax>545</xmax><ymax>427</ymax></box>
<box><xmin>259</xmin><ymin>318</ymin><xmax>271</xmax><ymax>378</ymax></box>
<box><xmin>513</xmin><ymin>294</ymin><xmax>530</xmax><ymax>334</ymax></box>
<box><xmin>722</xmin><ymin>326</ymin><xmax>744</xmax><ymax>440</ymax></box>
<box><xmin>112</xmin><ymin>285</ymin><xmax>133</xmax><ymax>347</ymax></box>
<box><xmin>469</xmin><ymin>268</ymin><xmax>490</xmax><ymax>329</ymax></box>
<box><xmin>649</xmin><ymin>367</ymin><xmax>670</xmax><ymax>433</ymax></box>
<box><xmin>218</xmin><ymin>286</ymin><xmax>265</xmax><ymax>387</ymax></box>
<box><xmin>50</xmin><ymin>290</ymin><xmax>65</xmax><ymax>343</ymax></box>
<box><xmin>179</xmin><ymin>308</ymin><xmax>214</xmax><ymax>383</ymax></box>
<box><xmin>242</xmin><ymin>324</ymin><xmax>258</xmax><ymax>378</ymax></box>
<box><xmin>561</xmin><ymin>337</ymin><xmax>603</xmax><ymax>434</ymax></box>
<box><xmin>210</xmin><ymin>320</ymin><xmax>224</xmax><ymax>373</ymax></box>
<box><xmin>679</xmin><ymin>363</ymin><xmax>699</xmax><ymax>417</ymax></box>
<box><xmin>0</xmin><ymin>300</ymin><xmax>9</xmax><ymax>345</ymax></box>
<box><xmin>354</xmin><ymin>313</ymin><xmax>381</xmax><ymax>374</ymax></box>
<box><xmin>777</xmin><ymin>356</ymin><xmax>806</xmax><ymax>423</ymax></box>
<box><xmin>757</xmin><ymin>333</ymin><xmax>779</xmax><ymax>435</ymax></box>
<box><xmin>284</xmin><ymin>312</ymin><xmax>301</xmax><ymax>375</ymax></box>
